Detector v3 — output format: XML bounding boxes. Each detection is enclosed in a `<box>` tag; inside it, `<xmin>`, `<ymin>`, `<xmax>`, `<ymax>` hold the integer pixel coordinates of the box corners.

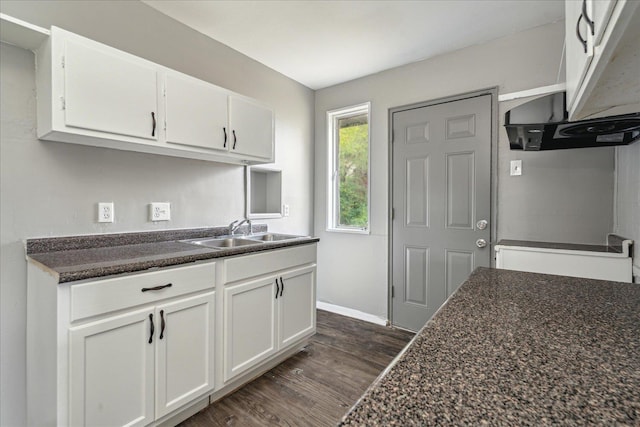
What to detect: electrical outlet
<box><xmin>149</xmin><ymin>202</ymin><xmax>171</xmax><ymax>221</ymax></box>
<box><xmin>283</xmin><ymin>204</ymin><xmax>290</xmax><ymax>217</ymax></box>
<box><xmin>98</xmin><ymin>202</ymin><xmax>114</xmax><ymax>223</ymax></box>
<box><xmin>510</xmin><ymin>160</ymin><xmax>522</xmax><ymax>176</ymax></box>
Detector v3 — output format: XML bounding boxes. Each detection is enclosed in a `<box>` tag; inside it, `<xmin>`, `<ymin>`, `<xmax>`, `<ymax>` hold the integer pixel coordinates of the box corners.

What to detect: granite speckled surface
<box><xmin>340</xmin><ymin>267</ymin><xmax>640</xmax><ymax>426</ymax></box>
<box><xmin>26</xmin><ymin>226</ymin><xmax>319</xmax><ymax>283</ymax></box>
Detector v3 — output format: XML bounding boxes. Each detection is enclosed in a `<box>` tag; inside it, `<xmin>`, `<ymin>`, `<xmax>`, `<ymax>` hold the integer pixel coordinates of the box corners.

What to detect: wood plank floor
<box><xmin>179</xmin><ymin>310</ymin><xmax>414</xmax><ymax>427</ymax></box>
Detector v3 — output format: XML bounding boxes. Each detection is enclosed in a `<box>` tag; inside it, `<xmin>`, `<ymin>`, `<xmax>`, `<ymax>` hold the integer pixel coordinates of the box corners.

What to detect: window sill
<box><xmin>326</xmin><ymin>227</ymin><xmax>370</xmax><ymax>235</ymax></box>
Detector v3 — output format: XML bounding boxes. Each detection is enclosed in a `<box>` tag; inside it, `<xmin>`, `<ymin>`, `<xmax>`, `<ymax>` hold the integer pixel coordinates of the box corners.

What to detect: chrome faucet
<box><xmin>229</xmin><ymin>219</ymin><xmax>252</xmax><ymax>236</ymax></box>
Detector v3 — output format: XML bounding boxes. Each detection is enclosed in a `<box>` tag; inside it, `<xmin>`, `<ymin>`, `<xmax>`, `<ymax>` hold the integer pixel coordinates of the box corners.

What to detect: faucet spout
<box><xmin>229</xmin><ymin>219</ymin><xmax>252</xmax><ymax>236</ymax></box>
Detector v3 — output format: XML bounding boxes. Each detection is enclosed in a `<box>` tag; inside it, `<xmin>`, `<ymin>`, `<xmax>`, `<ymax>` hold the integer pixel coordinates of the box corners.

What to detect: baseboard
<box><xmin>316</xmin><ymin>301</ymin><xmax>387</xmax><ymax>326</ymax></box>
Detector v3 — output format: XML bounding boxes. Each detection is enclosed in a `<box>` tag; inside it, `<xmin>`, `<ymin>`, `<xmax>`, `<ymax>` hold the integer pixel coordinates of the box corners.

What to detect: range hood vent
<box><xmin>504</xmin><ymin>93</ymin><xmax>640</xmax><ymax>150</ymax></box>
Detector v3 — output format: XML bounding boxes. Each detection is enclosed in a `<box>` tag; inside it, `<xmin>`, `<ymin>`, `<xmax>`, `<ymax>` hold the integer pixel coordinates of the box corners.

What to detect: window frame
<box><xmin>326</xmin><ymin>102</ymin><xmax>371</xmax><ymax>234</ymax></box>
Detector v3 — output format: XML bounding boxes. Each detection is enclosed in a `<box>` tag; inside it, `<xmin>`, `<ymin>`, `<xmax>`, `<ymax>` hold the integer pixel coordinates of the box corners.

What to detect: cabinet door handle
<box><xmin>151</xmin><ymin>112</ymin><xmax>156</xmax><ymax>137</ymax></box>
<box><xmin>582</xmin><ymin>0</ymin><xmax>594</xmax><ymax>36</ymax></box>
<box><xmin>141</xmin><ymin>283</ymin><xmax>172</xmax><ymax>292</ymax></box>
<box><xmin>148</xmin><ymin>313</ymin><xmax>154</xmax><ymax>344</ymax></box>
<box><xmin>232</xmin><ymin>130</ymin><xmax>237</xmax><ymax>150</ymax></box>
<box><xmin>223</xmin><ymin>127</ymin><xmax>227</xmax><ymax>148</ymax></box>
<box><xmin>159</xmin><ymin>310</ymin><xmax>165</xmax><ymax>340</ymax></box>
<box><xmin>279</xmin><ymin>277</ymin><xmax>284</xmax><ymax>297</ymax></box>
<box><xmin>275</xmin><ymin>278</ymin><xmax>280</xmax><ymax>299</ymax></box>
<box><xmin>576</xmin><ymin>14</ymin><xmax>588</xmax><ymax>54</ymax></box>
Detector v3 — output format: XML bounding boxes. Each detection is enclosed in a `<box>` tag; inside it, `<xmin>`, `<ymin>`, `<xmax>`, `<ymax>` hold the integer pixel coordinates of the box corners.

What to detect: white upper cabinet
<box><xmin>592</xmin><ymin>0</ymin><xmax>617</xmax><ymax>45</ymax></box>
<box><xmin>565</xmin><ymin>0</ymin><xmax>640</xmax><ymax>120</ymax></box>
<box><xmin>36</xmin><ymin>26</ymin><xmax>275</xmax><ymax>164</ymax></box>
<box><xmin>164</xmin><ymin>72</ymin><xmax>229</xmax><ymax>152</ymax></box>
<box><xmin>565</xmin><ymin>0</ymin><xmax>594</xmax><ymax>109</ymax></box>
<box><xmin>229</xmin><ymin>96</ymin><xmax>275</xmax><ymax>161</ymax></box>
<box><xmin>64</xmin><ymin>39</ymin><xmax>159</xmax><ymax>140</ymax></box>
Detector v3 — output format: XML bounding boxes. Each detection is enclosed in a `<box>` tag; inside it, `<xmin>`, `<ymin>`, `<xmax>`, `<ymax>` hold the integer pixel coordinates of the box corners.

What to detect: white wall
<box><xmin>0</xmin><ymin>2</ymin><xmax>314</xmax><ymax>425</ymax></box>
<box><xmin>615</xmin><ymin>143</ymin><xmax>640</xmax><ymax>280</ymax></box>
<box><xmin>314</xmin><ymin>21</ymin><xmax>615</xmax><ymax>323</ymax></box>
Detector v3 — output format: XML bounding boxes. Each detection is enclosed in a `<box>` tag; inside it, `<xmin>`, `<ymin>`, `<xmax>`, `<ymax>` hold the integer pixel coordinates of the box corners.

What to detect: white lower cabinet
<box><xmin>27</xmin><ymin>262</ymin><xmax>216</xmax><ymax>427</ymax></box>
<box><xmin>223</xmin><ymin>277</ymin><xmax>278</xmax><ymax>381</ymax></box>
<box><xmin>69</xmin><ymin>308</ymin><xmax>155</xmax><ymax>427</ymax></box>
<box><xmin>278</xmin><ymin>267</ymin><xmax>316</xmax><ymax>348</ymax></box>
<box><xmin>27</xmin><ymin>243</ymin><xmax>317</xmax><ymax>426</ymax></box>
<box><xmin>223</xmin><ymin>246</ymin><xmax>317</xmax><ymax>383</ymax></box>
<box><xmin>69</xmin><ymin>291</ymin><xmax>216</xmax><ymax>426</ymax></box>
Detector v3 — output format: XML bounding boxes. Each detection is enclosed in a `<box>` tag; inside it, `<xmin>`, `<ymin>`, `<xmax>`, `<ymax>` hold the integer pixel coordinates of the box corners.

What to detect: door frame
<box><xmin>387</xmin><ymin>87</ymin><xmax>499</xmax><ymax>327</ymax></box>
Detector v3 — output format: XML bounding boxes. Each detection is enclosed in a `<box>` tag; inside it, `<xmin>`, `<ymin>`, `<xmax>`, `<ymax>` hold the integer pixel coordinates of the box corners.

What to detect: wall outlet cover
<box><xmin>510</xmin><ymin>160</ymin><xmax>522</xmax><ymax>176</ymax></box>
<box><xmin>98</xmin><ymin>202</ymin><xmax>114</xmax><ymax>223</ymax></box>
<box><xmin>150</xmin><ymin>202</ymin><xmax>171</xmax><ymax>221</ymax></box>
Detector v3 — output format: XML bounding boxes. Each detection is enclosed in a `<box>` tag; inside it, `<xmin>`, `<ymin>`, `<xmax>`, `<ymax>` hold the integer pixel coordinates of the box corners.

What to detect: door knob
<box><xmin>476</xmin><ymin>239</ymin><xmax>487</xmax><ymax>248</ymax></box>
<box><xmin>476</xmin><ymin>220</ymin><xmax>488</xmax><ymax>230</ymax></box>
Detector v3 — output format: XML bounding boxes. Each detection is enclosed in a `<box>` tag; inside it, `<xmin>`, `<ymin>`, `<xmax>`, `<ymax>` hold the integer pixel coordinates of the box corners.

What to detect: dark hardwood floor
<box><xmin>179</xmin><ymin>309</ymin><xmax>414</xmax><ymax>427</ymax></box>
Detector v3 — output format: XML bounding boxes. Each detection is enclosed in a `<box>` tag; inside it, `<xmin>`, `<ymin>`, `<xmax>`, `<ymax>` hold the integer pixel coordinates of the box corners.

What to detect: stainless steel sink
<box><xmin>181</xmin><ymin>237</ymin><xmax>265</xmax><ymax>249</ymax></box>
<box><xmin>246</xmin><ymin>233</ymin><xmax>306</xmax><ymax>242</ymax></box>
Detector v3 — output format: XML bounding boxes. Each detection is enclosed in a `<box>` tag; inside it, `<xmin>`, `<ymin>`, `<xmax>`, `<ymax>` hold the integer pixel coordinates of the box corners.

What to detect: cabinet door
<box><xmin>223</xmin><ymin>277</ymin><xmax>277</xmax><ymax>382</ymax></box>
<box><xmin>69</xmin><ymin>308</ymin><xmax>154</xmax><ymax>427</ymax></box>
<box><xmin>165</xmin><ymin>73</ymin><xmax>229</xmax><ymax>151</ymax></box>
<box><xmin>228</xmin><ymin>96</ymin><xmax>274</xmax><ymax>160</ymax></box>
<box><xmin>566</xmin><ymin>0</ymin><xmax>594</xmax><ymax>108</ymax></box>
<box><xmin>155</xmin><ymin>291</ymin><xmax>215</xmax><ymax>418</ymax></box>
<box><xmin>278</xmin><ymin>266</ymin><xmax>316</xmax><ymax>349</ymax></box>
<box><xmin>591</xmin><ymin>0</ymin><xmax>617</xmax><ymax>45</ymax></box>
<box><xmin>64</xmin><ymin>39</ymin><xmax>158</xmax><ymax>140</ymax></box>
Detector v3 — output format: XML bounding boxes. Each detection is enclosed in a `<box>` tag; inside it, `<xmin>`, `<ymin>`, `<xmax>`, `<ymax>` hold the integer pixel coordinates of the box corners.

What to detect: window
<box><xmin>327</xmin><ymin>103</ymin><xmax>370</xmax><ymax>233</ymax></box>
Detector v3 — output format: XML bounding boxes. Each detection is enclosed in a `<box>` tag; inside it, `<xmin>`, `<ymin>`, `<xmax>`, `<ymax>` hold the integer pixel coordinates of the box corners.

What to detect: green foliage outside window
<box><xmin>337</xmin><ymin>116</ymin><xmax>368</xmax><ymax>228</ymax></box>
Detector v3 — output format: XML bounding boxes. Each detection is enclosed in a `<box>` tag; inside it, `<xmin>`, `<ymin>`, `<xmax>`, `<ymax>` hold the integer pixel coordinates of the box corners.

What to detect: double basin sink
<box><xmin>181</xmin><ymin>233</ymin><xmax>306</xmax><ymax>250</ymax></box>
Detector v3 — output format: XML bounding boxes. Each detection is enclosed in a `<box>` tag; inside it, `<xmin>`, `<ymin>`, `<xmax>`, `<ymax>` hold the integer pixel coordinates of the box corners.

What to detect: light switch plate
<box><xmin>149</xmin><ymin>202</ymin><xmax>171</xmax><ymax>221</ymax></box>
<box><xmin>510</xmin><ymin>160</ymin><xmax>522</xmax><ymax>176</ymax></box>
<box><xmin>98</xmin><ymin>202</ymin><xmax>114</xmax><ymax>223</ymax></box>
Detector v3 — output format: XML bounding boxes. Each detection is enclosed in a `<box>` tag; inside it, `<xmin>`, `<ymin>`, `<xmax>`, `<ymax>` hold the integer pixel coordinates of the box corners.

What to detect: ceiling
<box><xmin>143</xmin><ymin>0</ymin><xmax>565</xmax><ymax>90</ymax></box>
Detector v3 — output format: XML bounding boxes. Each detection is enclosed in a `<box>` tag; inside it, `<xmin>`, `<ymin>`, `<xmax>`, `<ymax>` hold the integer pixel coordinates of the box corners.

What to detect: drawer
<box><xmin>70</xmin><ymin>262</ymin><xmax>216</xmax><ymax>321</ymax></box>
<box><xmin>224</xmin><ymin>244</ymin><xmax>316</xmax><ymax>283</ymax></box>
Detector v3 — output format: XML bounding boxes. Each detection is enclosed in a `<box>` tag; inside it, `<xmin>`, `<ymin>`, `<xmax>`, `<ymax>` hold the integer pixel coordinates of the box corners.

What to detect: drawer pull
<box><xmin>275</xmin><ymin>278</ymin><xmax>280</xmax><ymax>299</ymax></box>
<box><xmin>148</xmin><ymin>313</ymin><xmax>154</xmax><ymax>344</ymax></box>
<box><xmin>141</xmin><ymin>283</ymin><xmax>173</xmax><ymax>292</ymax></box>
<box><xmin>159</xmin><ymin>310</ymin><xmax>166</xmax><ymax>340</ymax></box>
<box><xmin>279</xmin><ymin>277</ymin><xmax>284</xmax><ymax>297</ymax></box>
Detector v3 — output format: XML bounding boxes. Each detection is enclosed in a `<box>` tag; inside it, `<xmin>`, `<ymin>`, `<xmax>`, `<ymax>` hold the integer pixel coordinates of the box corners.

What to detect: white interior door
<box><xmin>64</xmin><ymin>39</ymin><xmax>158</xmax><ymax>140</ymax></box>
<box><xmin>391</xmin><ymin>94</ymin><xmax>492</xmax><ymax>331</ymax></box>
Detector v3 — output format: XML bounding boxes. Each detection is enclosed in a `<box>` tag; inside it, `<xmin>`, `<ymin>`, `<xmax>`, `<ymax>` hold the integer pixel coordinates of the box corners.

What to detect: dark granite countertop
<box><xmin>341</xmin><ymin>267</ymin><xmax>640</xmax><ymax>426</ymax></box>
<box><xmin>26</xmin><ymin>226</ymin><xmax>319</xmax><ymax>283</ymax></box>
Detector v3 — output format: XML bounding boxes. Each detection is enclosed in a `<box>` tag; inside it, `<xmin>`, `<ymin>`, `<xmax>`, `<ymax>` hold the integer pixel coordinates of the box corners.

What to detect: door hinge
<box><xmin>60</xmin><ymin>96</ymin><xmax>65</xmax><ymax>110</ymax></box>
<box><xmin>391</xmin><ymin>285</ymin><xmax>395</xmax><ymax>298</ymax></box>
<box><xmin>391</xmin><ymin>208</ymin><xmax>395</xmax><ymax>220</ymax></box>
<box><xmin>61</xmin><ymin>56</ymin><xmax>65</xmax><ymax>68</ymax></box>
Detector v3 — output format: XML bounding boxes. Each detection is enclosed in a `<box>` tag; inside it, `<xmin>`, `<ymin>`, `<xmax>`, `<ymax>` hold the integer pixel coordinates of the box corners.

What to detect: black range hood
<box><xmin>504</xmin><ymin>92</ymin><xmax>640</xmax><ymax>150</ymax></box>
